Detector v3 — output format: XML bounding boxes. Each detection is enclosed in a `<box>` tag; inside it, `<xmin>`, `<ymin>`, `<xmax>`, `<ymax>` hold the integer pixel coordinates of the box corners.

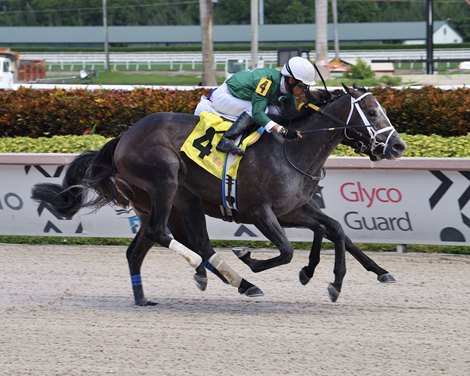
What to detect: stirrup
<box><xmin>229</xmin><ymin>147</ymin><xmax>245</xmax><ymax>156</ymax></box>
<box><xmin>217</xmin><ymin>145</ymin><xmax>245</xmax><ymax>156</ymax></box>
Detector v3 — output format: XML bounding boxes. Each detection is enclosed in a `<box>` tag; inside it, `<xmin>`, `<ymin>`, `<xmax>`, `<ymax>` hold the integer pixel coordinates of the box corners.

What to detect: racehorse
<box><xmin>31</xmin><ymin>85</ymin><xmax>407</xmax><ymax>305</ymax></box>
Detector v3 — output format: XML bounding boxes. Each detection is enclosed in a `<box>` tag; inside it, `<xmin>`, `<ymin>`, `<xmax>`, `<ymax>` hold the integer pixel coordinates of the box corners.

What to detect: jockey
<box><xmin>210</xmin><ymin>56</ymin><xmax>317</xmax><ymax>156</ymax></box>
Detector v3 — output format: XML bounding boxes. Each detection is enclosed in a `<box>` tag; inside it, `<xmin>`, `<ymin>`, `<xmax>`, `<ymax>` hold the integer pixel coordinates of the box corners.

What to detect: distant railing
<box><xmin>22</xmin><ymin>52</ymin><xmax>278</xmax><ymax>72</ymax></box>
<box><xmin>20</xmin><ymin>49</ymin><xmax>470</xmax><ymax>73</ymax></box>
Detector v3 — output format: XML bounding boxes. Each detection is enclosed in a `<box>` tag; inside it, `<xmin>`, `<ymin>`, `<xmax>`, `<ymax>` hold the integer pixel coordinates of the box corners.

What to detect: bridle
<box><xmin>343</xmin><ymin>92</ymin><xmax>397</xmax><ymax>157</ymax></box>
<box><xmin>301</xmin><ymin>91</ymin><xmax>397</xmax><ymax>155</ymax></box>
<box><xmin>284</xmin><ymin>89</ymin><xmax>398</xmax><ymax>179</ymax></box>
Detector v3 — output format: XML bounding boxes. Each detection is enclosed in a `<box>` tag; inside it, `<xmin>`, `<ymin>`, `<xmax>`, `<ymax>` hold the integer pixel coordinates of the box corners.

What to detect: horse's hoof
<box><xmin>238</xmin><ymin>285</ymin><xmax>264</xmax><ymax>297</ymax></box>
<box><xmin>299</xmin><ymin>267</ymin><xmax>311</xmax><ymax>286</ymax></box>
<box><xmin>327</xmin><ymin>283</ymin><xmax>341</xmax><ymax>303</ymax></box>
<box><xmin>378</xmin><ymin>273</ymin><xmax>397</xmax><ymax>283</ymax></box>
<box><xmin>299</xmin><ymin>269</ymin><xmax>311</xmax><ymax>285</ymax></box>
<box><xmin>232</xmin><ymin>247</ymin><xmax>250</xmax><ymax>259</ymax></box>
<box><xmin>194</xmin><ymin>274</ymin><xmax>208</xmax><ymax>291</ymax></box>
<box><xmin>136</xmin><ymin>299</ymin><xmax>158</xmax><ymax>306</ymax></box>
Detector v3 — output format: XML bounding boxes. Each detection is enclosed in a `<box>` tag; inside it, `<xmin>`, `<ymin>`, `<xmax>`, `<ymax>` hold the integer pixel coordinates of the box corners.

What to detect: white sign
<box><xmin>0</xmin><ymin>156</ymin><xmax>468</xmax><ymax>246</ymax></box>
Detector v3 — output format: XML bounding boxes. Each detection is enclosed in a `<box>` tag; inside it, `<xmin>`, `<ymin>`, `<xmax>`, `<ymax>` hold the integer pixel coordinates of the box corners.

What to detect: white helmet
<box><xmin>281</xmin><ymin>56</ymin><xmax>316</xmax><ymax>86</ymax></box>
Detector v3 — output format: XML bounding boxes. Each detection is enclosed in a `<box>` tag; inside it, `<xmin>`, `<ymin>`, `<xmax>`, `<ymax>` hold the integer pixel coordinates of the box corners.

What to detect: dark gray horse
<box><xmin>32</xmin><ymin>85</ymin><xmax>407</xmax><ymax>305</ymax></box>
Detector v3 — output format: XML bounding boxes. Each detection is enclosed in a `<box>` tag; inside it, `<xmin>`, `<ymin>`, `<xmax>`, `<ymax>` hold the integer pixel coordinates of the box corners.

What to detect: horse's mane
<box><xmin>271</xmin><ymin>88</ymin><xmax>343</xmax><ymax>124</ymax></box>
<box><xmin>271</xmin><ymin>85</ymin><xmax>368</xmax><ymax>125</ymax></box>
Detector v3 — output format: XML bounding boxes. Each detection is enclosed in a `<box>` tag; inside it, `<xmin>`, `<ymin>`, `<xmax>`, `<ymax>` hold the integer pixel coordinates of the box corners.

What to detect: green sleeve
<box><xmin>251</xmin><ymin>93</ymin><xmax>273</xmax><ymax>127</ymax></box>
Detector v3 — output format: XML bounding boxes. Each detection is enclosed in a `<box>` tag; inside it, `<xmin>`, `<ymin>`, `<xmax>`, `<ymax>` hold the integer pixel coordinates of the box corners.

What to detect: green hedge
<box><xmin>1</xmin><ymin>133</ymin><xmax>469</xmax><ymax>157</ymax></box>
<box><xmin>0</xmin><ymin>88</ymin><xmax>208</xmax><ymax>138</ymax></box>
<box><xmin>372</xmin><ymin>87</ymin><xmax>470</xmax><ymax>136</ymax></box>
<box><xmin>0</xmin><ymin>87</ymin><xmax>469</xmax><ymax>138</ymax></box>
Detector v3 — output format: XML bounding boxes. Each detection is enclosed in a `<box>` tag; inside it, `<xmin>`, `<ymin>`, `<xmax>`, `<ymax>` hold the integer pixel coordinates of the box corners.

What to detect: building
<box><xmin>0</xmin><ymin>21</ymin><xmax>462</xmax><ymax>47</ymax></box>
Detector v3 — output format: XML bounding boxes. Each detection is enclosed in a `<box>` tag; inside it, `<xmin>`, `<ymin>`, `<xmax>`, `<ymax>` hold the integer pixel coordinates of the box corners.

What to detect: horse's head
<box><xmin>338</xmin><ymin>84</ymin><xmax>407</xmax><ymax>161</ymax></box>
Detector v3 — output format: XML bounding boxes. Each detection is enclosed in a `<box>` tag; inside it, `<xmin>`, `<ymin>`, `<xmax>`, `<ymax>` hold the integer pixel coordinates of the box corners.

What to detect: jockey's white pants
<box><xmin>209</xmin><ymin>83</ymin><xmax>282</xmax><ymax>123</ymax></box>
<box><xmin>210</xmin><ymin>83</ymin><xmax>252</xmax><ymax>117</ymax></box>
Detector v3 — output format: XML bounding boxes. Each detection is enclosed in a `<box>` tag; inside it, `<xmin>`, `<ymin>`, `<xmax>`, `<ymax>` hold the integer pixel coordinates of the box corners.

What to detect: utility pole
<box><xmin>251</xmin><ymin>0</ymin><xmax>259</xmax><ymax>68</ymax></box>
<box><xmin>315</xmin><ymin>0</ymin><xmax>328</xmax><ymax>65</ymax></box>
<box><xmin>426</xmin><ymin>0</ymin><xmax>434</xmax><ymax>74</ymax></box>
<box><xmin>200</xmin><ymin>0</ymin><xmax>217</xmax><ymax>86</ymax></box>
<box><xmin>102</xmin><ymin>0</ymin><xmax>110</xmax><ymax>71</ymax></box>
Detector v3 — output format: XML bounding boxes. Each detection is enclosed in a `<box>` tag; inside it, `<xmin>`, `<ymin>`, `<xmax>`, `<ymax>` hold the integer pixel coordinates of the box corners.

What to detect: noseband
<box><xmin>344</xmin><ymin>92</ymin><xmax>397</xmax><ymax>156</ymax></box>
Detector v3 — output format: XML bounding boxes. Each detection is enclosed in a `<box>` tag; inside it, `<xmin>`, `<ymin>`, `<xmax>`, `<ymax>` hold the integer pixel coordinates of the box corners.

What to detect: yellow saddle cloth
<box><xmin>180</xmin><ymin>111</ymin><xmax>262</xmax><ymax>212</ymax></box>
<box><xmin>180</xmin><ymin>111</ymin><xmax>261</xmax><ymax>180</ymax></box>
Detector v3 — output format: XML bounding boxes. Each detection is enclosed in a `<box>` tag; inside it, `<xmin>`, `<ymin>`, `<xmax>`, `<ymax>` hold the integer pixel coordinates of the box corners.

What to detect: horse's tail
<box><xmin>31</xmin><ymin>137</ymin><xmax>128</xmax><ymax>217</ymax></box>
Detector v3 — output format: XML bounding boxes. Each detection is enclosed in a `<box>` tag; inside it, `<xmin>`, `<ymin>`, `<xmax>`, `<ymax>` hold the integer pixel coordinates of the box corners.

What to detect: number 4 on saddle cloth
<box><xmin>180</xmin><ymin>111</ymin><xmax>262</xmax><ymax>213</ymax></box>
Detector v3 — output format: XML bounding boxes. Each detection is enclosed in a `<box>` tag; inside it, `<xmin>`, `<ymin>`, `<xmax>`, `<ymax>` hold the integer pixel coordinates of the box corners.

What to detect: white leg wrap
<box><xmin>209</xmin><ymin>253</ymin><xmax>242</xmax><ymax>288</ymax></box>
<box><xmin>169</xmin><ymin>239</ymin><xmax>202</xmax><ymax>269</ymax></box>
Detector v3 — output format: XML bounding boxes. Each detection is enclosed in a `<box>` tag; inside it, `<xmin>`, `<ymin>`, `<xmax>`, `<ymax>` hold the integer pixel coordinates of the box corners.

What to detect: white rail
<box><xmin>21</xmin><ymin>49</ymin><xmax>470</xmax><ymax>71</ymax></box>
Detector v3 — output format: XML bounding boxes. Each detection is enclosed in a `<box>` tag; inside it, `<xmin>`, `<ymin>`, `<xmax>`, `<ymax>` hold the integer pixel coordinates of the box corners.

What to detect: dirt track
<box><xmin>0</xmin><ymin>244</ymin><xmax>469</xmax><ymax>376</ymax></box>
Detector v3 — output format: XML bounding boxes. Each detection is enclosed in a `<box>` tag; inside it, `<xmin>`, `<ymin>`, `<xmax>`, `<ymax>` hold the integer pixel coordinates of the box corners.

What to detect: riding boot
<box><xmin>216</xmin><ymin>112</ymin><xmax>256</xmax><ymax>156</ymax></box>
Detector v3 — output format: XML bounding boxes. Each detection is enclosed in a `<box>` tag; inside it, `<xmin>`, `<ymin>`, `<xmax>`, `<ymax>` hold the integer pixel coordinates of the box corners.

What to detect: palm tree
<box><xmin>200</xmin><ymin>0</ymin><xmax>217</xmax><ymax>86</ymax></box>
<box><xmin>315</xmin><ymin>0</ymin><xmax>328</xmax><ymax>65</ymax></box>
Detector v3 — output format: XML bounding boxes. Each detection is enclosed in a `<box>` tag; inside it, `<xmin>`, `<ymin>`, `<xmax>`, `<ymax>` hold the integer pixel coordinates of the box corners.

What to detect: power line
<box><xmin>0</xmin><ymin>1</ymin><xmax>199</xmax><ymax>15</ymax></box>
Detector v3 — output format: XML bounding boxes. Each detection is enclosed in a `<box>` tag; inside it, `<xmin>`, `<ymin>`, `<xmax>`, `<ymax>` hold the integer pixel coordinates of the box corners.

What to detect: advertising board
<box><xmin>0</xmin><ymin>155</ymin><xmax>468</xmax><ymax>246</ymax></box>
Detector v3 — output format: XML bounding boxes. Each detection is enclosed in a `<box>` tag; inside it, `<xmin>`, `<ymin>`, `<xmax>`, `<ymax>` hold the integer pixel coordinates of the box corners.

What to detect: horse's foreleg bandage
<box><xmin>209</xmin><ymin>253</ymin><xmax>242</xmax><ymax>287</ymax></box>
<box><xmin>169</xmin><ymin>239</ymin><xmax>202</xmax><ymax>269</ymax></box>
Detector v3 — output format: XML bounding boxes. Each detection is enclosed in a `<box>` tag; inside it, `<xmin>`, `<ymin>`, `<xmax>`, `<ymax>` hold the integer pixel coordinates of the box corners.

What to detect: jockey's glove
<box><xmin>278</xmin><ymin>126</ymin><xmax>299</xmax><ymax>140</ymax></box>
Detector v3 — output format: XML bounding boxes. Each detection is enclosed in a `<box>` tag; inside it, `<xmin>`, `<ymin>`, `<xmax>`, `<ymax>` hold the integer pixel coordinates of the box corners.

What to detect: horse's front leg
<box><xmin>278</xmin><ymin>203</ymin><xmax>347</xmax><ymax>302</ymax></box>
<box><xmin>299</xmin><ymin>225</ymin><xmax>325</xmax><ymax>286</ymax></box>
<box><xmin>304</xmin><ymin>201</ymin><xmax>396</xmax><ymax>283</ymax></box>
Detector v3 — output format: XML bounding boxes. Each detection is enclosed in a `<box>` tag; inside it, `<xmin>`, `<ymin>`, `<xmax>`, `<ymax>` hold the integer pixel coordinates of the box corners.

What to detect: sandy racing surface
<box><xmin>0</xmin><ymin>244</ymin><xmax>469</xmax><ymax>376</ymax></box>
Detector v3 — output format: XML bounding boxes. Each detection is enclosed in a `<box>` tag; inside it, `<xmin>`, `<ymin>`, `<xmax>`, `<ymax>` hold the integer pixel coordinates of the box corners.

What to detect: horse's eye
<box><xmin>367</xmin><ymin>109</ymin><xmax>377</xmax><ymax>117</ymax></box>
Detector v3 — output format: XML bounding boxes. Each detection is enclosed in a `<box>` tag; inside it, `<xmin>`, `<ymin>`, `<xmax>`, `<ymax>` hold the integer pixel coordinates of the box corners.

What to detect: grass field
<box><xmin>47</xmin><ymin>70</ymin><xmax>402</xmax><ymax>86</ymax></box>
<box><xmin>0</xmin><ymin>235</ymin><xmax>467</xmax><ymax>254</ymax></box>
<box><xmin>48</xmin><ymin>70</ymin><xmax>226</xmax><ymax>86</ymax></box>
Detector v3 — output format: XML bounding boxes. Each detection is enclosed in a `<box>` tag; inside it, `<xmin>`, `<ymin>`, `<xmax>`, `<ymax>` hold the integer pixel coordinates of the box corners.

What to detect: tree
<box><xmin>337</xmin><ymin>1</ymin><xmax>380</xmax><ymax>23</ymax></box>
<box><xmin>315</xmin><ymin>0</ymin><xmax>328</xmax><ymax>64</ymax></box>
<box><xmin>200</xmin><ymin>0</ymin><xmax>217</xmax><ymax>86</ymax></box>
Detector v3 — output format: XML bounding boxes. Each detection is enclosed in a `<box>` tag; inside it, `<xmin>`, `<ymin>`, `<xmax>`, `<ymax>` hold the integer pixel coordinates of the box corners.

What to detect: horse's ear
<box><xmin>342</xmin><ymin>83</ymin><xmax>352</xmax><ymax>95</ymax></box>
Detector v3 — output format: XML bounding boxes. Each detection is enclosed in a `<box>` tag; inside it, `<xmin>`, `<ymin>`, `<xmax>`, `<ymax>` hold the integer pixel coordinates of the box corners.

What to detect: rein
<box><xmin>283</xmin><ymin>145</ymin><xmax>326</xmax><ymax>181</ymax></box>
<box><xmin>313</xmin><ymin>63</ymin><xmax>332</xmax><ymax>100</ymax></box>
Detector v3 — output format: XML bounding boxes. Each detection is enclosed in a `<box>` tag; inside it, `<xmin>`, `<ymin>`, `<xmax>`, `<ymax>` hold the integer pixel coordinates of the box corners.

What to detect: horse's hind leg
<box><xmin>299</xmin><ymin>225</ymin><xmax>325</xmax><ymax>286</ymax></box>
<box><xmin>344</xmin><ymin>236</ymin><xmax>396</xmax><ymax>283</ymax></box>
<box><xmin>173</xmin><ymin>189</ymin><xmax>263</xmax><ymax>297</ymax></box>
<box><xmin>168</xmin><ymin>207</ymin><xmax>230</xmax><ymax>285</ymax></box>
<box><xmin>133</xmin><ymin>167</ymin><xmax>208</xmax><ymax>291</ymax></box>
<box><xmin>126</xmin><ymin>212</ymin><xmax>157</xmax><ymax>306</ymax></box>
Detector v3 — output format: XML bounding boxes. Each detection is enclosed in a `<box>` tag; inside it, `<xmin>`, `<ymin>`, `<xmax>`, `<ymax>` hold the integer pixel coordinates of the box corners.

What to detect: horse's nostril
<box><xmin>393</xmin><ymin>142</ymin><xmax>406</xmax><ymax>151</ymax></box>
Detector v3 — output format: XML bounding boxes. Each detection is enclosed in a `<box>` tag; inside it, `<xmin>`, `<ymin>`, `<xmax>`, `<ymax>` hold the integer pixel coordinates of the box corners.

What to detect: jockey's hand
<box><xmin>279</xmin><ymin>126</ymin><xmax>302</xmax><ymax>140</ymax></box>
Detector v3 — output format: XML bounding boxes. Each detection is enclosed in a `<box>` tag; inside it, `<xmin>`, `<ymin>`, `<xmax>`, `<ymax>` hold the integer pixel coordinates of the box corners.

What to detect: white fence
<box><xmin>21</xmin><ymin>49</ymin><xmax>470</xmax><ymax>71</ymax></box>
<box><xmin>0</xmin><ymin>154</ymin><xmax>468</xmax><ymax>246</ymax></box>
